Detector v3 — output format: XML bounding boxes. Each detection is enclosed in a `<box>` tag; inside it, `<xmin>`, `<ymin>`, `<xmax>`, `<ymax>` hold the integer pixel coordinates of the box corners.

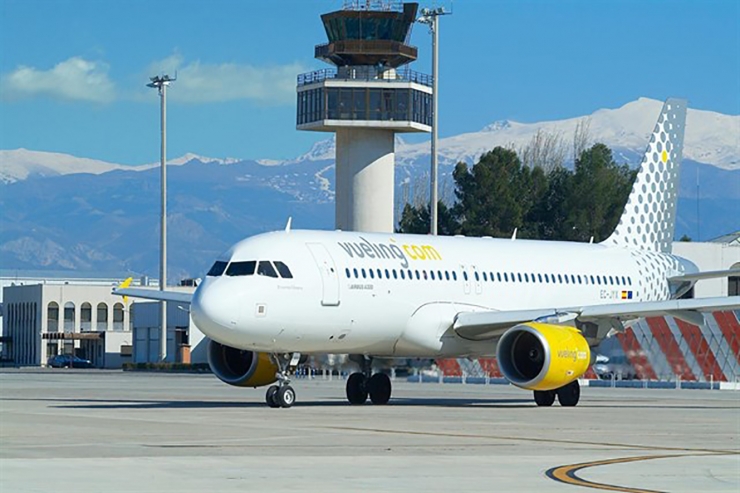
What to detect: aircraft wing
<box><xmin>453</xmin><ymin>296</ymin><xmax>740</xmax><ymax>341</ymax></box>
<box><xmin>112</xmin><ymin>287</ymin><xmax>193</xmax><ymax>304</ymax></box>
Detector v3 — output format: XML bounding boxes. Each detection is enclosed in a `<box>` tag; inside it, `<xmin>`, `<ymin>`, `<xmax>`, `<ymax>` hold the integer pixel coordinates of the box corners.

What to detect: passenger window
<box><xmin>445</xmin><ymin>271</ymin><xmax>450</xmax><ymax>281</ymax></box>
<box><xmin>538</xmin><ymin>274</ymin><xmax>543</xmax><ymax>283</ymax></box>
<box><xmin>452</xmin><ymin>272</ymin><xmax>457</xmax><ymax>281</ymax></box>
<box><xmin>524</xmin><ymin>273</ymin><xmax>529</xmax><ymax>282</ymax></box>
<box><xmin>393</xmin><ymin>269</ymin><xmax>398</xmax><ymax>279</ymax></box>
<box><xmin>207</xmin><ymin>261</ymin><xmax>228</xmax><ymax>277</ymax></box>
<box><xmin>345</xmin><ymin>268</ymin><xmax>350</xmax><ymax>278</ymax></box>
<box><xmin>369</xmin><ymin>269</ymin><xmax>374</xmax><ymax>279</ymax></box>
<box><xmin>497</xmin><ymin>273</ymin><xmax>502</xmax><ymax>282</ymax></box>
<box><xmin>628</xmin><ymin>277</ymin><xmax>632</xmax><ymax>286</ymax></box>
<box><xmin>577</xmin><ymin>275</ymin><xmax>582</xmax><ymax>284</ymax></box>
<box><xmin>361</xmin><ymin>268</ymin><xmax>366</xmax><ymax>279</ymax></box>
<box><xmin>377</xmin><ymin>268</ymin><xmax>382</xmax><ymax>279</ymax></box>
<box><xmin>257</xmin><ymin>261</ymin><xmax>278</xmax><ymax>278</ymax></box>
<box><xmin>226</xmin><ymin>261</ymin><xmax>257</xmax><ymax>277</ymax></box>
<box><xmin>437</xmin><ymin>270</ymin><xmax>443</xmax><ymax>280</ymax></box>
<box><xmin>273</xmin><ymin>261</ymin><xmax>293</xmax><ymax>279</ymax></box>
<box><xmin>415</xmin><ymin>270</ymin><xmax>420</xmax><ymax>280</ymax></box>
<box><xmin>431</xmin><ymin>271</ymin><xmax>436</xmax><ymax>280</ymax></box>
<box><xmin>557</xmin><ymin>274</ymin><xmax>563</xmax><ymax>283</ymax></box>
<box><xmin>353</xmin><ymin>268</ymin><xmax>359</xmax><ymax>278</ymax></box>
<box><xmin>503</xmin><ymin>273</ymin><xmax>508</xmax><ymax>282</ymax></box>
<box><xmin>517</xmin><ymin>273</ymin><xmax>522</xmax><ymax>283</ymax></box>
<box><xmin>463</xmin><ymin>271</ymin><xmax>469</xmax><ymax>281</ymax></box>
<box><xmin>482</xmin><ymin>272</ymin><xmax>487</xmax><ymax>282</ymax></box>
<box><xmin>400</xmin><ymin>270</ymin><xmax>405</xmax><ymax>280</ymax></box>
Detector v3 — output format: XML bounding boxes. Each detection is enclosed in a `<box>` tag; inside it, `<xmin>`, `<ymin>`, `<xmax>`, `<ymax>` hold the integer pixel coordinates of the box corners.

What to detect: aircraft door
<box><xmin>461</xmin><ymin>264</ymin><xmax>471</xmax><ymax>294</ymax></box>
<box><xmin>471</xmin><ymin>265</ymin><xmax>482</xmax><ymax>294</ymax></box>
<box><xmin>306</xmin><ymin>243</ymin><xmax>340</xmax><ymax>306</ymax></box>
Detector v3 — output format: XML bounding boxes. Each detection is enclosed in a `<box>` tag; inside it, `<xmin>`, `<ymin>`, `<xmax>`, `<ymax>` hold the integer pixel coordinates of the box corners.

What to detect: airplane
<box><xmin>115</xmin><ymin>98</ymin><xmax>740</xmax><ymax>409</ymax></box>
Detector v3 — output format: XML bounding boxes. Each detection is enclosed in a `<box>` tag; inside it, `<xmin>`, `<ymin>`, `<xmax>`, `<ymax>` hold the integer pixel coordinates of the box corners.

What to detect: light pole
<box><xmin>147</xmin><ymin>74</ymin><xmax>175</xmax><ymax>362</ymax></box>
<box><xmin>418</xmin><ymin>7</ymin><xmax>451</xmax><ymax>236</ymax></box>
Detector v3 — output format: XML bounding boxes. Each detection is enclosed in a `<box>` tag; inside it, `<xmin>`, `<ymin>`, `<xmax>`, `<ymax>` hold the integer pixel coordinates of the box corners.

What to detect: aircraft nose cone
<box><xmin>191</xmin><ymin>279</ymin><xmax>241</xmax><ymax>341</ymax></box>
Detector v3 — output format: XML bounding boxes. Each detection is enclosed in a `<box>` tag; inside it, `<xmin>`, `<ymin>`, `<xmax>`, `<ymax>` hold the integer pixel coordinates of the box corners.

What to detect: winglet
<box><xmin>117</xmin><ymin>277</ymin><xmax>133</xmax><ymax>305</ymax></box>
<box><xmin>285</xmin><ymin>216</ymin><xmax>292</xmax><ymax>233</ymax></box>
<box><xmin>511</xmin><ymin>228</ymin><xmax>517</xmax><ymax>240</ymax></box>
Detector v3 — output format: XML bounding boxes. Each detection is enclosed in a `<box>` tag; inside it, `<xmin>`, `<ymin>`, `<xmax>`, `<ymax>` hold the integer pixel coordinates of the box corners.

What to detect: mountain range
<box><xmin>1</xmin><ymin>97</ymin><xmax>738</xmax><ymax>281</ymax></box>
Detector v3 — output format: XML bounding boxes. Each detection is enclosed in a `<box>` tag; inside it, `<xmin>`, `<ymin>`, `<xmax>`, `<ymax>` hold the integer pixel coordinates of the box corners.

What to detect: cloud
<box><xmin>0</xmin><ymin>57</ymin><xmax>116</xmax><ymax>103</ymax></box>
<box><xmin>145</xmin><ymin>53</ymin><xmax>306</xmax><ymax>105</ymax></box>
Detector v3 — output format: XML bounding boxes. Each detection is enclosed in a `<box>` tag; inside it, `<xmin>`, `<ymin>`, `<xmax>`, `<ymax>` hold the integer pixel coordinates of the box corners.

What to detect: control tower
<box><xmin>297</xmin><ymin>1</ymin><xmax>432</xmax><ymax>233</ymax></box>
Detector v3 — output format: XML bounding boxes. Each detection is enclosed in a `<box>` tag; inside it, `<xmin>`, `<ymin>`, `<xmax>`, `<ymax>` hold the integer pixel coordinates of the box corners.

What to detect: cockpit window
<box><xmin>207</xmin><ymin>261</ymin><xmax>228</xmax><ymax>277</ymax></box>
<box><xmin>257</xmin><ymin>261</ymin><xmax>278</xmax><ymax>278</ymax></box>
<box><xmin>273</xmin><ymin>261</ymin><xmax>293</xmax><ymax>279</ymax></box>
<box><xmin>226</xmin><ymin>261</ymin><xmax>256</xmax><ymax>277</ymax></box>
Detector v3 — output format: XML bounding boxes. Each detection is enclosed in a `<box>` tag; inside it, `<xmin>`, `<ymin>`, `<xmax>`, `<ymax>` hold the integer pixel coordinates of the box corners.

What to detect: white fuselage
<box><xmin>190</xmin><ymin>230</ymin><xmax>690</xmax><ymax>358</ymax></box>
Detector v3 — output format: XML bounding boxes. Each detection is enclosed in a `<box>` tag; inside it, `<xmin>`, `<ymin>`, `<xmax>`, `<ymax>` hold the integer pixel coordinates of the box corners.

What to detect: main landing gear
<box><xmin>265</xmin><ymin>353</ymin><xmax>300</xmax><ymax>408</ymax></box>
<box><xmin>533</xmin><ymin>380</ymin><xmax>580</xmax><ymax>407</ymax></box>
<box><xmin>346</xmin><ymin>355</ymin><xmax>392</xmax><ymax>405</ymax></box>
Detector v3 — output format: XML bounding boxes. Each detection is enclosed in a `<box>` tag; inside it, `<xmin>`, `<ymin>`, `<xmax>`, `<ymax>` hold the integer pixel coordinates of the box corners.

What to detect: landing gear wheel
<box><xmin>533</xmin><ymin>390</ymin><xmax>556</xmax><ymax>407</ymax></box>
<box><xmin>266</xmin><ymin>385</ymin><xmax>280</xmax><ymax>408</ymax></box>
<box><xmin>367</xmin><ymin>373</ymin><xmax>392</xmax><ymax>405</ymax></box>
<box><xmin>557</xmin><ymin>380</ymin><xmax>580</xmax><ymax>407</ymax></box>
<box><xmin>346</xmin><ymin>372</ymin><xmax>368</xmax><ymax>405</ymax></box>
<box><xmin>276</xmin><ymin>385</ymin><xmax>296</xmax><ymax>408</ymax></box>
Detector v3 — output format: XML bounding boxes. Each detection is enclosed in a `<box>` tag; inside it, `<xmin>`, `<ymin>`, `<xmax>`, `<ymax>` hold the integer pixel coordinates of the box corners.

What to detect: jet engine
<box><xmin>496</xmin><ymin>323</ymin><xmax>590</xmax><ymax>391</ymax></box>
<box><xmin>207</xmin><ymin>340</ymin><xmax>278</xmax><ymax>388</ymax></box>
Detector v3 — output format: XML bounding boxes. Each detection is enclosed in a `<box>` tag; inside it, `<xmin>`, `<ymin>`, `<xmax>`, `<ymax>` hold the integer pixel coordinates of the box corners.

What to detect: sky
<box><xmin>1</xmin><ymin>0</ymin><xmax>738</xmax><ymax>165</ymax></box>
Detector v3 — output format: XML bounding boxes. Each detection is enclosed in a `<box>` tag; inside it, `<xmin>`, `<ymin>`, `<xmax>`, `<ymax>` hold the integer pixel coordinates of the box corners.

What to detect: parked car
<box><xmin>47</xmin><ymin>355</ymin><xmax>93</xmax><ymax>368</ymax></box>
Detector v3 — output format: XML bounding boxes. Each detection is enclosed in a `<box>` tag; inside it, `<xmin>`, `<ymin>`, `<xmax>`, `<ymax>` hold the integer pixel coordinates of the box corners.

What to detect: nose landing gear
<box><xmin>265</xmin><ymin>353</ymin><xmax>300</xmax><ymax>408</ymax></box>
<box><xmin>345</xmin><ymin>355</ymin><xmax>392</xmax><ymax>405</ymax></box>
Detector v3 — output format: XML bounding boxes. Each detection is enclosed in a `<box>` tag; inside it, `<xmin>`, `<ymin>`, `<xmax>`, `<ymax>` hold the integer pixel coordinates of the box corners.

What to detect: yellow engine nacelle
<box><xmin>496</xmin><ymin>323</ymin><xmax>590</xmax><ymax>391</ymax></box>
<box><xmin>207</xmin><ymin>340</ymin><xmax>278</xmax><ymax>388</ymax></box>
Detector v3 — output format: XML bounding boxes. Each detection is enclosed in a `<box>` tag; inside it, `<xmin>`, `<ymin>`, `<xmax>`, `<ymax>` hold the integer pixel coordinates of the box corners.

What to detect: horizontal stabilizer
<box><xmin>112</xmin><ymin>287</ymin><xmax>193</xmax><ymax>304</ymax></box>
<box><xmin>668</xmin><ymin>268</ymin><xmax>740</xmax><ymax>283</ymax></box>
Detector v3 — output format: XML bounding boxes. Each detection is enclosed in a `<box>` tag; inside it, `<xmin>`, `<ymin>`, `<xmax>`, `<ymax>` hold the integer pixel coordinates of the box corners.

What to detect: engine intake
<box><xmin>207</xmin><ymin>340</ymin><xmax>278</xmax><ymax>388</ymax></box>
<box><xmin>496</xmin><ymin>323</ymin><xmax>590</xmax><ymax>391</ymax></box>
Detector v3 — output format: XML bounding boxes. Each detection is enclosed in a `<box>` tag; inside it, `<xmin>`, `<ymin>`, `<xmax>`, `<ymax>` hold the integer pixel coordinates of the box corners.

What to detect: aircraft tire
<box><xmin>533</xmin><ymin>390</ymin><xmax>556</xmax><ymax>407</ymax></box>
<box><xmin>346</xmin><ymin>372</ymin><xmax>368</xmax><ymax>405</ymax></box>
<box><xmin>367</xmin><ymin>373</ymin><xmax>392</xmax><ymax>405</ymax></box>
<box><xmin>277</xmin><ymin>385</ymin><xmax>296</xmax><ymax>408</ymax></box>
<box><xmin>557</xmin><ymin>380</ymin><xmax>580</xmax><ymax>407</ymax></box>
<box><xmin>266</xmin><ymin>385</ymin><xmax>280</xmax><ymax>408</ymax></box>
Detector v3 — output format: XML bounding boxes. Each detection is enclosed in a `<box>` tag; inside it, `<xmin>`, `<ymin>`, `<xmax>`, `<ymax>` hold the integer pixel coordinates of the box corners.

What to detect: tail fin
<box><xmin>603</xmin><ymin>98</ymin><xmax>687</xmax><ymax>252</ymax></box>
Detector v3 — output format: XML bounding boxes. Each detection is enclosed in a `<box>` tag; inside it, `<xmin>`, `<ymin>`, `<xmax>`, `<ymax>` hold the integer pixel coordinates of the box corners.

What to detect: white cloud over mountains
<box><xmin>1</xmin><ymin>57</ymin><xmax>116</xmax><ymax>103</ymax></box>
<box><xmin>145</xmin><ymin>53</ymin><xmax>305</xmax><ymax>104</ymax></box>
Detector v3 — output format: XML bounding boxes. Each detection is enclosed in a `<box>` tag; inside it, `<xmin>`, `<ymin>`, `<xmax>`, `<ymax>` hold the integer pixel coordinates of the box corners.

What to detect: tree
<box><xmin>397</xmin><ymin>201</ymin><xmax>457</xmax><ymax>235</ymax></box>
<box><xmin>563</xmin><ymin>144</ymin><xmax>636</xmax><ymax>242</ymax></box>
<box><xmin>452</xmin><ymin>147</ymin><xmax>530</xmax><ymax>237</ymax></box>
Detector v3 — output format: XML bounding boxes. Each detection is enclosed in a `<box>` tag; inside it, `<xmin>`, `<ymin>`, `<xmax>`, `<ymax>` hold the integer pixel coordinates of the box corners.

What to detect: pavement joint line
<box><xmin>545</xmin><ymin>451</ymin><xmax>736</xmax><ymax>493</ymax></box>
<box><xmin>322</xmin><ymin>426</ymin><xmax>740</xmax><ymax>455</ymax></box>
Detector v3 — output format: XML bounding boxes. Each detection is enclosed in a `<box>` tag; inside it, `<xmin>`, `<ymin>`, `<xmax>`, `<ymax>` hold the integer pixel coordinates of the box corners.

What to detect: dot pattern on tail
<box><xmin>604</xmin><ymin>99</ymin><xmax>687</xmax><ymax>253</ymax></box>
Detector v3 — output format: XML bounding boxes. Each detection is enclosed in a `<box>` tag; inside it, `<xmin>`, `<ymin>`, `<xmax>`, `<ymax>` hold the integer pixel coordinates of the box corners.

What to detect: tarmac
<box><xmin>1</xmin><ymin>369</ymin><xmax>738</xmax><ymax>493</ymax></box>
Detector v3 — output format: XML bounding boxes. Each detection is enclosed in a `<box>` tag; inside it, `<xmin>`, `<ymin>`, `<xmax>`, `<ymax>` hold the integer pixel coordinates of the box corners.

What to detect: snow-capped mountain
<box><xmin>1</xmin><ymin>97</ymin><xmax>737</xmax><ymax>278</ymax></box>
<box><xmin>0</xmin><ymin>150</ymin><xmax>243</xmax><ymax>184</ymax></box>
<box><xmin>395</xmin><ymin>98</ymin><xmax>739</xmax><ymax>169</ymax></box>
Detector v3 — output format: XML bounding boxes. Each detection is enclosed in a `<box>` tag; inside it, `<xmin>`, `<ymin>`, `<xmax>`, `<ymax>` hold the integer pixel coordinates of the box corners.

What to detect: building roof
<box><xmin>709</xmin><ymin>231</ymin><xmax>740</xmax><ymax>246</ymax></box>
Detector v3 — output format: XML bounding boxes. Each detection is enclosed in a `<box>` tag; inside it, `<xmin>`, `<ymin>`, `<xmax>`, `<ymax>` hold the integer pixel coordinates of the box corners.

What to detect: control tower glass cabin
<box><xmin>296</xmin><ymin>1</ymin><xmax>432</xmax><ymax>233</ymax></box>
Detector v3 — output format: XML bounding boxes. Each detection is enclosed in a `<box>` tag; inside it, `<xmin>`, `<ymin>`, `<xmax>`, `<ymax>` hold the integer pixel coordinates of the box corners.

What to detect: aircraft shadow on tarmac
<box><xmin>1</xmin><ymin>396</ymin><xmax>532</xmax><ymax>409</ymax></box>
<box><xmin>3</xmin><ymin>396</ymin><xmax>731</xmax><ymax>410</ymax></box>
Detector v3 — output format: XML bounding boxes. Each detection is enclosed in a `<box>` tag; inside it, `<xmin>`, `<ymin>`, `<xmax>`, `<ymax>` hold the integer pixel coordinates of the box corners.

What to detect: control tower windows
<box><xmin>299</xmin><ymin>87</ymin><xmax>431</xmax><ymax>127</ymax></box>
